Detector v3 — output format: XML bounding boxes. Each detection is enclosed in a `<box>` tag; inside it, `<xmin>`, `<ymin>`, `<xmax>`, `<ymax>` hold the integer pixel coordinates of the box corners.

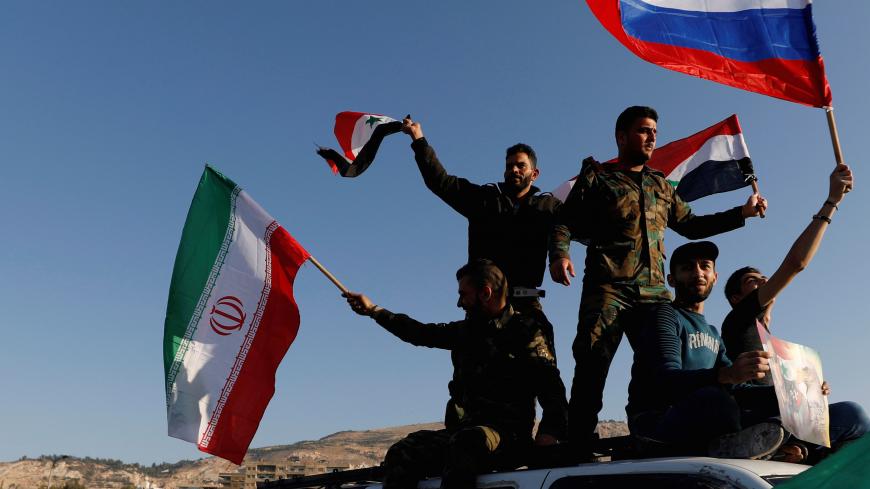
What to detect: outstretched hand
<box><xmin>402</xmin><ymin>115</ymin><xmax>424</xmax><ymax>141</ymax></box>
<box><xmin>343</xmin><ymin>291</ymin><xmax>379</xmax><ymax>317</ymax></box>
<box><xmin>828</xmin><ymin>163</ymin><xmax>853</xmax><ymax>203</ymax></box>
<box><xmin>549</xmin><ymin>258</ymin><xmax>575</xmax><ymax>286</ymax></box>
<box><xmin>742</xmin><ymin>193</ymin><xmax>768</xmax><ymax>218</ymax></box>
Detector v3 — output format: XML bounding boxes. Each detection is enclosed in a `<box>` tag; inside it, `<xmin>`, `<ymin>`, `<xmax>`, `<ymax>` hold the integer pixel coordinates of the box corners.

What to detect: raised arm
<box><xmin>403</xmin><ymin>117</ymin><xmax>484</xmax><ymax>217</ymax></box>
<box><xmin>667</xmin><ymin>188</ymin><xmax>760</xmax><ymax>239</ymax></box>
<box><xmin>344</xmin><ymin>291</ymin><xmax>461</xmax><ymax>350</ymax></box>
<box><xmin>753</xmin><ymin>164</ymin><xmax>852</xmax><ymax>308</ymax></box>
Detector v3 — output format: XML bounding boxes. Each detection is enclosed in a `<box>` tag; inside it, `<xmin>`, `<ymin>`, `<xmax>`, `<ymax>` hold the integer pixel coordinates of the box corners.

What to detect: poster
<box><xmin>756</xmin><ymin>321</ymin><xmax>830</xmax><ymax>447</ymax></box>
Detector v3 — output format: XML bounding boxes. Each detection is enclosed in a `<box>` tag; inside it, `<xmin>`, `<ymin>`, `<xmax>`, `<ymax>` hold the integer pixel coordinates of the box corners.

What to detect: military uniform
<box><xmin>549</xmin><ymin>158</ymin><xmax>746</xmax><ymax>446</ymax></box>
<box><xmin>372</xmin><ymin>305</ymin><xmax>568</xmax><ymax>489</ymax></box>
<box><xmin>411</xmin><ymin>138</ymin><xmax>560</xmax><ymax>319</ymax></box>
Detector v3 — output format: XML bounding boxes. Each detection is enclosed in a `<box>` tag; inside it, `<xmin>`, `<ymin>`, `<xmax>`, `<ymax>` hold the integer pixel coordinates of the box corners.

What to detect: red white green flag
<box><xmin>164</xmin><ymin>165</ymin><xmax>310</xmax><ymax>464</ymax></box>
<box><xmin>316</xmin><ymin>111</ymin><xmax>403</xmax><ymax>177</ymax></box>
<box><xmin>553</xmin><ymin>114</ymin><xmax>755</xmax><ymax>202</ymax></box>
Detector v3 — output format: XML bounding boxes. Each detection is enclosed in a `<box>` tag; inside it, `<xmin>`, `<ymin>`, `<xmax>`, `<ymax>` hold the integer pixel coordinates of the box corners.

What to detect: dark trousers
<box><xmin>629</xmin><ymin>385</ymin><xmax>870</xmax><ymax>453</ymax></box>
<box><xmin>383</xmin><ymin>426</ymin><xmax>527</xmax><ymax>489</ymax></box>
<box><xmin>510</xmin><ymin>297</ymin><xmax>556</xmax><ymax>352</ymax></box>
<box><xmin>568</xmin><ymin>283</ymin><xmax>670</xmax><ymax>445</ymax></box>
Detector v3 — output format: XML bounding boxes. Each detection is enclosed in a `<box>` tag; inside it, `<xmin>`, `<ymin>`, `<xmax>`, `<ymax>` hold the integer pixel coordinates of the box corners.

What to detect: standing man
<box><xmin>549</xmin><ymin>106</ymin><xmax>768</xmax><ymax>455</ymax></box>
<box><xmin>344</xmin><ymin>259</ymin><xmax>568</xmax><ymax>489</ymax></box>
<box><xmin>722</xmin><ymin>164</ymin><xmax>854</xmax><ymax>371</ymax></box>
<box><xmin>402</xmin><ymin>117</ymin><xmax>559</xmax><ymax>321</ymax></box>
<box><xmin>627</xmin><ymin>241</ymin><xmax>869</xmax><ymax>460</ymax></box>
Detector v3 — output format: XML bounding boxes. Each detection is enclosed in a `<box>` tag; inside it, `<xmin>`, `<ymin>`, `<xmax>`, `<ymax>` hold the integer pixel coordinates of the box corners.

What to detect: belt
<box><xmin>511</xmin><ymin>287</ymin><xmax>546</xmax><ymax>298</ymax></box>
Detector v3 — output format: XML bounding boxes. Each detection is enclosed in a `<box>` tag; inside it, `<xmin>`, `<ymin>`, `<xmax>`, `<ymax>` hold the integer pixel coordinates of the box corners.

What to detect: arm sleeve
<box><xmin>411</xmin><ymin>138</ymin><xmax>484</xmax><ymax>217</ymax></box>
<box><xmin>526</xmin><ymin>328</ymin><xmax>568</xmax><ymax>439</ymax></box>
<box><xmin>642</xmin><ymin>305</ymin><xmax>722</xmax><ymax>399</ymax></box>
<box><xmin>371</xmin><ymin>308</ymin><xmax>461</xmax><ymax>350</ymax></box>
<box><xmin>668</xmin><ymin>189</ymin><xmax>746</xmax><ymax>239</ymax></box>
<box><xmin>549</xmin><ymin>159</ymin><xmax>596</xmax><ymax>262</ymax></box>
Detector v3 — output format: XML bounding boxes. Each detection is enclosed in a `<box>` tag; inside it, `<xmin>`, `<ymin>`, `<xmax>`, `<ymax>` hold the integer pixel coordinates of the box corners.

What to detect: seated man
<box><xmin>722</xmin><ymin>164</ymin><xmax>853</xmax><ymax>377</ymax></box>
<box><xmin>626</xmin><ymin>241</ymin><xmax>869</xmax><ymax>460</ymax></box>
<box><xmin>344</xmin><ymin>259</ymin><xmax>568</xmax><ymax>489</ymax></box>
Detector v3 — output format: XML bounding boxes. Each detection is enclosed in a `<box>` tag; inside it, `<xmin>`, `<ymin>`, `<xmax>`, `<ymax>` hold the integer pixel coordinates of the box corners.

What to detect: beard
<box><xmin>503</xmin><ymin>172</ymin><xmax>533</xmax><ymax>193</ymax></box>
<box><xmin>675</xmin><ymin>281</ymin><xmax>715</xmax><ymax>304</ymax></box>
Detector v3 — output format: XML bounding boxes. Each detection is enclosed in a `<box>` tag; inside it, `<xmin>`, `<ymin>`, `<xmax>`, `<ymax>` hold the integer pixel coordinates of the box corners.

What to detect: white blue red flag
<box><xmin>586</xmin><ymin>0</ymin><xmax>832</xmax><ymax>107</ymax></box>
<box><xmin>553</xmin><ymin>114</ymin><xmax>755</xmax><ymax>202</ymax></box>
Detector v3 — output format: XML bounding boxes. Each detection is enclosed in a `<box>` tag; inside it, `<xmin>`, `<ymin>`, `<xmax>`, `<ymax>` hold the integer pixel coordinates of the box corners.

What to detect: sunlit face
<box><xmin>503</xmin><ymin>152</ymin><xmax>539</xmax><ymax>193</ymax></box>
<box><xmin>669</xmin><ymin>258</ymin><xmax>718</xmax><ymax>303</ymax></box>
<box><xmin>617</xmin><ymin>117</ymin><xmax>657</xmax><ymax>163</ymax></box>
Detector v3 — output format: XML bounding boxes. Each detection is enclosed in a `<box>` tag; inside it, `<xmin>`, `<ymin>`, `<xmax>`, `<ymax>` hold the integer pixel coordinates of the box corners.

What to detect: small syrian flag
<box><xmin>165</xmin><ymin>165</ymin><xmax>310</xmax><ymax>464</ymax></box>
<box><xmin>316</xmin><ymin>111</ymin><xmax>403</xmax><ymax>177</ymax></box>
<box><xmin>553</xmin><ymin>114</ymin><xmax>755</xmax><ymax>202</ymax></box>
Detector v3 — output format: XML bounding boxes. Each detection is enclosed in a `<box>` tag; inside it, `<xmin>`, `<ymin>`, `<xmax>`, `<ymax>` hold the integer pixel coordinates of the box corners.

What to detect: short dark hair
<box><xmin>456</xmin><ymin>259</ymin><xmax>508</xmax><ymax>298</ymax></box>
<box><xmin>615</xmin><ymin>106</ymin><xmax>659</xmax><ymax>134</ymax></box>
<box><xmin>724</xmin><ymin>266</ymin><xmax>762</xmax><ymax>305</ymax></box>
<box><xmin>506</xmin><ymin>143</ymin><xmax>537</xmax><ymax>168</ymax></box>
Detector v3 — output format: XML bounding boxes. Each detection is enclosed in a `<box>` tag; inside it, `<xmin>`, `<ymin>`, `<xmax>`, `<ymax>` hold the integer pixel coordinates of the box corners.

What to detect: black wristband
<box><xmin>813</xmin><ymin>214</ymin><xmax>832</xmax><ymax>224</ymax></box>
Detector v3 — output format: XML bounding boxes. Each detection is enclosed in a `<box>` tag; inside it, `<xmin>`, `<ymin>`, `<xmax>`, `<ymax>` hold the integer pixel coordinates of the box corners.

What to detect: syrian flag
<box><xmin>316</xmin><ymin>111</ymin><xmax>404</xmax><ymax>177</ymax></box>
<box><xmin>553</xmin><ymin>114</ymin><xmax>755</xmax><ymax>203</ymax></box>
<box><xmin>164</xmin><ymin>165</ymin><xmax>310</xmax><ymax>464</ymax></box>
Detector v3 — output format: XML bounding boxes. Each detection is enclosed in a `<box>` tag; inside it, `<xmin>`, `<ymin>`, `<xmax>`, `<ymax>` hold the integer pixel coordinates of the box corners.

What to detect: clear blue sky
<box><xmin>2</xmin><ymin>1</ymin><xmax>868</xmax><ymax>465</ymax></box>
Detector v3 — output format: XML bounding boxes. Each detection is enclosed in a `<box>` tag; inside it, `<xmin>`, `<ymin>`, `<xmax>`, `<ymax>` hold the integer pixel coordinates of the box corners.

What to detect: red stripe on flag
<box><xmin>646</xmin><ymin>115</ymin><xmax>741</xmax><ymax>176</ymax></box>
<box><xmin>198</xmin><ymin>226</ymin><xmax>309</xmax><ymax>464</ymax></box>
<box><xmin>334</xmin><ymin>111</ymin><xmax>365</xmax><ymax>161</ymax></box>
<box><xmin>586</xmin><ymin>0</ymin><xmax>832</xmax><ymax>107</ymax></box>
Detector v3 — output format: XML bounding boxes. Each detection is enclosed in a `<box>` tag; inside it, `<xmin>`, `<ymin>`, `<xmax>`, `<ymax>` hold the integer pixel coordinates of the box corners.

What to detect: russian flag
<box><xmin>586</xmin><ymin>0</ymin><xmax>832</xmax><ymax>107</ymax></box>
<box><xmin>553</xmin><ymin>114</ymin><xmax>755</xmax><ymax>202</ymax></box>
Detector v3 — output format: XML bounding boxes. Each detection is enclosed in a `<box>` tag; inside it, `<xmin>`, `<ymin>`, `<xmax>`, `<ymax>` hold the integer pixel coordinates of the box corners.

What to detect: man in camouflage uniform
<box><xmin>548</xmin><ymin>106</ymin><xmax>768</xmax><ymax>454</ymax></box>
<box><xmin>402</xmin><ymin>117</ymin><xmax>559</xmax><ymax>324</ymax></box>
<box><xmin>344</xmin><ymin>259</ymin><xmax>568</xmax><ymax>489</ymax></box>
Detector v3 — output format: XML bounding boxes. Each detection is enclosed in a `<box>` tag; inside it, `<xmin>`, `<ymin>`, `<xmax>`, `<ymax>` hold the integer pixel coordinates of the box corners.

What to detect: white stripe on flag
<box><xmin>350</xmin><ymin>115</ymin><xmax>396</xmax><ymax>158</ymax></box>
<box><xmin>167</xmin><ymin>190</ymin><xmax>275</xmax><ymax>445</ymax></box>
<box><xmin>636</xmin><ymin>0</ymin><xmax>809</xmax><ymax>13</ymax></box>
<box><xmin>664</xmin><ymin>133</ymin><xmax>750</xmax><ymax>182</ymax></box>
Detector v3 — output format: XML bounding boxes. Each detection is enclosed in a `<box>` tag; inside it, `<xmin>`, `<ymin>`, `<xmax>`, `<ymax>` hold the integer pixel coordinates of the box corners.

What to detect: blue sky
<box><xmin>2</xmin><ymin>1</ymin><xmax>868</xmax><ymax>465</ymax></box>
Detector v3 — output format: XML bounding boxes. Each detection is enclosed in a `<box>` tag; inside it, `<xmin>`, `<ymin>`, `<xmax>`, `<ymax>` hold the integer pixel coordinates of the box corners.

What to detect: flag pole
<box><xmin>749</xmin><ymin>179</ymin><xmax>766</xmax><ymax>218</ymax></box>
<box><xmin>308</xmin><ymin>256</ymin><xmax>349</xmax><ymax>294</ymax></box>
<box><xmin>825</xmin><ymin>106</ymin><xmax>851</xmax><ymax>193</ymax></box>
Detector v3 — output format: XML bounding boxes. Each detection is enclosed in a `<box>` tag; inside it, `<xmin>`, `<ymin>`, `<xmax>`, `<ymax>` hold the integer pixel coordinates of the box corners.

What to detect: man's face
<box><xmin>734</xmin><ymin>271</ymin><xmax>768</xmax><ymax>303</ymax></box>
<box><xmin>669</xmin><ymin>258</ymin><xmax>718</xmax><ymax>304</ymax></box>
<box><xmin>503</xmin><ymin>152</ymin><xmax>539</xmax><ymax>193</ymax></box>
<box><xmin>457</xmin><ymin>276</ymin><xmax>487</xmax><ymax>317</ymax></box>
<box><xmin>617</xmin><ymin>117</ymin><xmax>657</xmax><ymax>163</ymax></box>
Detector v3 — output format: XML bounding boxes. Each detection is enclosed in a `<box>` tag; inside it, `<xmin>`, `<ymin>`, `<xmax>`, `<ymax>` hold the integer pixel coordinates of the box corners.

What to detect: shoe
<box><xmin>707</xmin><ymin>422</ymin><xmax>784</xmax><ymax>460</ymax></box>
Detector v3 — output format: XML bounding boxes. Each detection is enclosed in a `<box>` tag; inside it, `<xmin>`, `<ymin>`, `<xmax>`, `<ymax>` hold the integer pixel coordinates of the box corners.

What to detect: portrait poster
<box><xmin>756</xmin><ymin>320</ymin><xmax>830</xmax><ymax>447</ymax></box>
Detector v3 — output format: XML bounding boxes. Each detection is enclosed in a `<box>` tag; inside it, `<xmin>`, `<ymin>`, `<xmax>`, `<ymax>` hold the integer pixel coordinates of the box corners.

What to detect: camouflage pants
<box><xmin>568</xmin><ymin>283</ymin><xmax>670</xmax><ymax>446</ymax></box>
<box><xmin>383</xmin><ymin>426</ymin><xmax>524</xmax><ymax>489</ymax></box>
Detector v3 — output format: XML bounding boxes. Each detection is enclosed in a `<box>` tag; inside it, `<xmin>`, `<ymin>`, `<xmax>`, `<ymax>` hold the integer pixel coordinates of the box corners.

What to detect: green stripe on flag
<box><xmin>163</xmin><ymin>166</ymin><xmax>238</xmax><ymax>387</ymax></box>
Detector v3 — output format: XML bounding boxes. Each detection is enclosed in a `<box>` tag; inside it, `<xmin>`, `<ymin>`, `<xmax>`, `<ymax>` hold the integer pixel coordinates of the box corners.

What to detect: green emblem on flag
<box><xmin>365</xmin><ymin>116</ymin><xmax>382</xmax><ymax>128</ymax></box>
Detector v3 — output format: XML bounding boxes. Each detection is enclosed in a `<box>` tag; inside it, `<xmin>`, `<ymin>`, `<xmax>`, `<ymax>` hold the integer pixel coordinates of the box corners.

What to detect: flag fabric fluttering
<box><xmin>164</xmin><ymin>165</ymin><xmax>310</xmax><ymax>464</ymax></box>
<box><xmin>775</xmin><ymin>433</ymin><xmax>870</xmax><ymax>488</ymax></box>
<box><xmin>585</xmin><ymin>0</ymin><xmax>832</xmax><ymax>107</ymax></box>
<box><xmin>552</xmin><ymin>114</ymin><xmax>755</xmax><ymax>202</ymax></box>
<box><xmin>316</xmin><ymin>111</ymin><xmax>403</xmax><ymax>177</ymax></box>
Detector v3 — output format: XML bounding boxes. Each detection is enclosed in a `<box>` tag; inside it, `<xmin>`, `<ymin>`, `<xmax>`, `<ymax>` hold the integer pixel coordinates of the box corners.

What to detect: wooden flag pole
<box><xmin>825</xmin><ymin>106</ymin><xmax>851</xmax><ymax>193</ymax></box>
<box><xmin>750</xmin><ymin>179</ymin><xmax>766</xmax><ymax>218</ymax></box>
<box><xmin>308</xmin><ymin>256</ymin><xmax>349</xmax><ymax>294</ymax></box>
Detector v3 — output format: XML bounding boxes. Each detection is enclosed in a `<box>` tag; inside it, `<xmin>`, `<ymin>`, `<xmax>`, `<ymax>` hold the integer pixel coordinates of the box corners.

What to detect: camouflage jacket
<box><xmin>372</xmin><ymin>305</ymin><xmax>568</xmax><ymax>439</ymax></box>
<box><xmin>549</xmin><ymin>159</ymin><xmax>745</xmax><ymax>287</ymax></box>
<box><xmin>411</xmin><ymin>138</ymin><xmax>561</xmax><ymax>288</ymax></box>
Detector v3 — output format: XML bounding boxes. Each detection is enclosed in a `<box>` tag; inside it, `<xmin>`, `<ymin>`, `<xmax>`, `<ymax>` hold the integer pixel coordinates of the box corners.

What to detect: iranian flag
<box><xmin>553</xmin><ymin>114</ymin><xmax>755</xmax><ymax>202</ymax></box>
<box><xmin>316</xmin><ymin>111</ymin><xmax>403</xmax><ymax>177</ymax></box>
<box><xmin>164</xmin><ymin>165</ymin><xmax>310</xmax><ymax>464</ymax></box>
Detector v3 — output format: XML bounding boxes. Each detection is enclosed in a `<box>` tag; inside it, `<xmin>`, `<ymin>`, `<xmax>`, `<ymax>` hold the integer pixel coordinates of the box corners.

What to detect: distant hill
<box><xmin>0</xmin><ymin>420</ymin><xmax>628</xmax><ymax>489</ymax></box>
